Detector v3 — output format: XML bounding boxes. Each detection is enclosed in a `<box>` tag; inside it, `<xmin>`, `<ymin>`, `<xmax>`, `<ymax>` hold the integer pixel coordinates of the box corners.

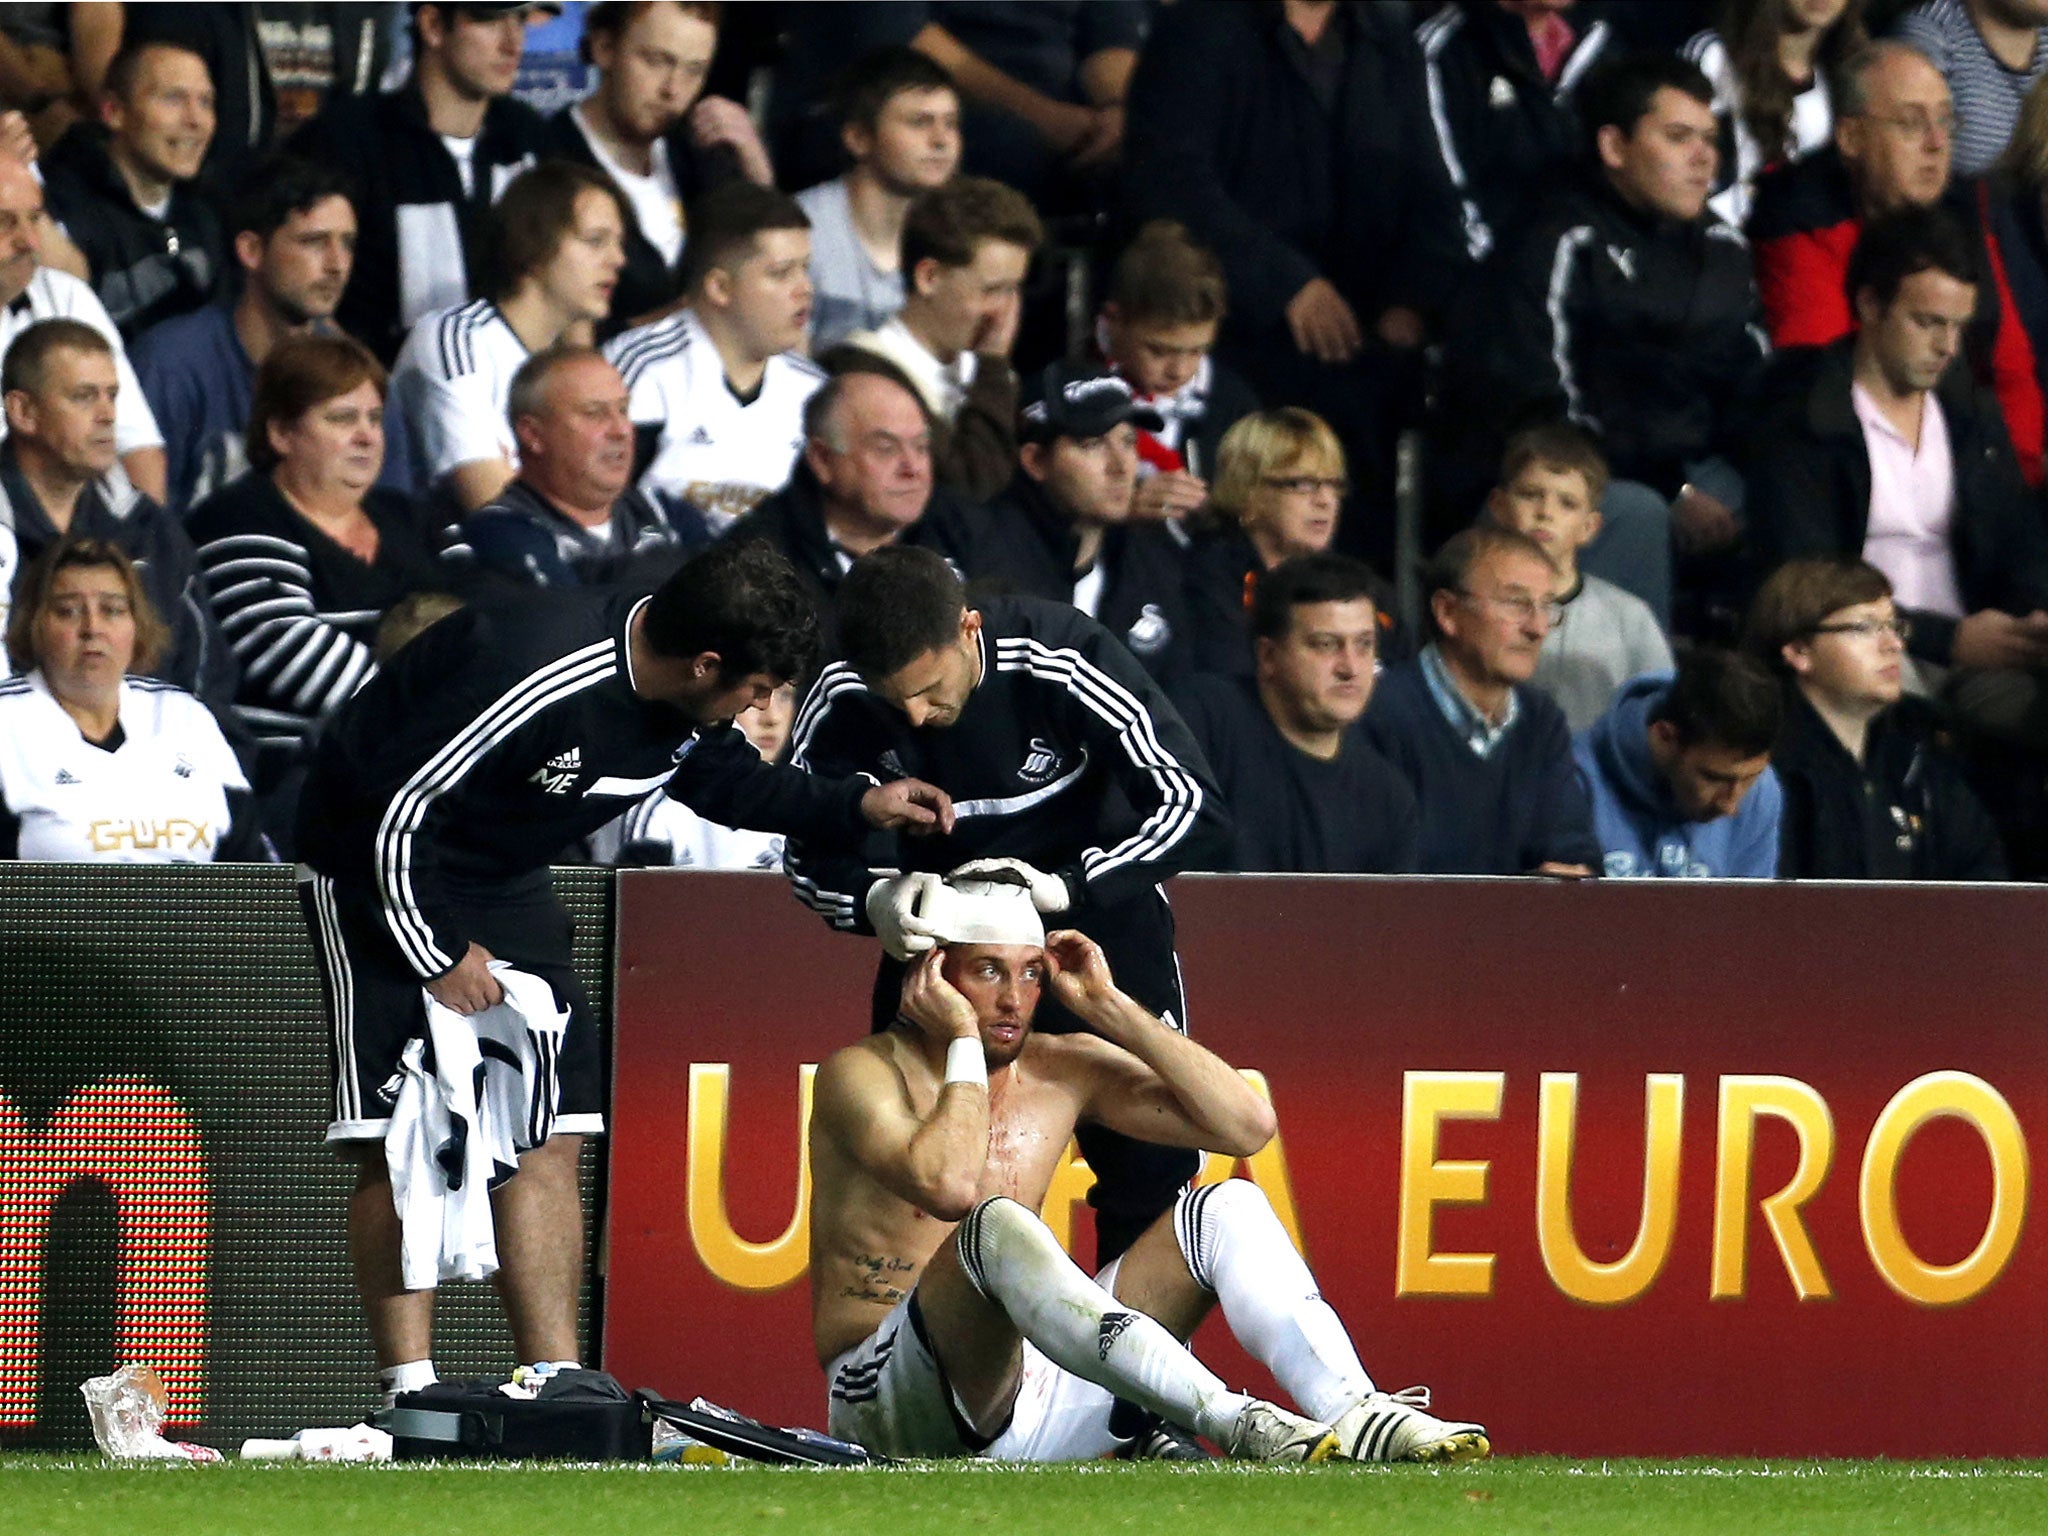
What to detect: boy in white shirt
<box><xmin>606</xmin><ymin>181</ymin><xmax>823</xmax><ymax>534</ymax></box>
<box><xmin>390</xmin><ymin>160</ymin><xmax>627</xmax><ymax>513</ymax></box>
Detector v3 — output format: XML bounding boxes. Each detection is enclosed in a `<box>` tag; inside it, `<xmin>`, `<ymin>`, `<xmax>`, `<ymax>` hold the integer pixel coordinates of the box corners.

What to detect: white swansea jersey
<box><xmin>0</xmin><ymin>268</ymin><xmax>164</xmax><ymax>456</ymax></box>
<box><xmin>390</xmin><ymin>299</ymin><xmax>530</xmax><ymax>488</ymax></box>
<box><xmin>604</xmin><ymin>307</ymin><xmax>821</xmax><ymax>534</ymax></box>
<box><xmin>0</xmin><ymin>671</ymin><xmax>248</xmax><ymax>862</ymax></box>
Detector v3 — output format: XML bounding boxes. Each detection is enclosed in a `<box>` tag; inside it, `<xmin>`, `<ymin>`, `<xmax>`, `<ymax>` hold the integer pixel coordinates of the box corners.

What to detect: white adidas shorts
<box><xmin>824</xmin><ymin>1260</ymin><xmax>1126</xmax><ymax>1461</ymax></box>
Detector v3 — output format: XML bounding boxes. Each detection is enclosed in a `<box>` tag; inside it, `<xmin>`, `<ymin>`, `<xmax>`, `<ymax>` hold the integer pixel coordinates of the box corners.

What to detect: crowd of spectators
<box><xmin>2</xmin><ymin>0</ymin><xmax>2045</xmax><ymax>887</ymax></box>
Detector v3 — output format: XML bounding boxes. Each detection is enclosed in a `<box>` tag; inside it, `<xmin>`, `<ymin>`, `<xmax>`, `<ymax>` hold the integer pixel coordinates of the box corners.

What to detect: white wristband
<box><xmin>945</xmin><ymin>1036</ymin><xmax>987</xmax><ymax>1089</ymax></box>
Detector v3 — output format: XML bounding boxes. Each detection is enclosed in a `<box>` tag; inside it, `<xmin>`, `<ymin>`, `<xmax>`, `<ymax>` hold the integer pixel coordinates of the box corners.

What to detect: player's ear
<box><xmin>958</xmin><ymin>607</ymin><xmax>982</xmax><ymax>644</ymax></box>
<box><xmin>688</xmin><ymin>650</ymin><xmax>722</xmax><ymax>680</ymax></box>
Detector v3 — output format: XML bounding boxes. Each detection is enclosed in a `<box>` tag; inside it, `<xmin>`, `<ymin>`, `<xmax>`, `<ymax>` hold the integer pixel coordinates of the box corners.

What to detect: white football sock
<box><xmin>379</xmin><ymin>1359</ymin><xmax>437</xmax><ymax>1398</ymax></box>
<box><xmin>1175</xmin><ymin>1180</ymin><xmax>1372</xmax><ymax>1422</ymax></box>
<box><xmin>956</xmin><ymin>1197</ymin><xmax>1256</xmax><ymax>1444</ymax></box>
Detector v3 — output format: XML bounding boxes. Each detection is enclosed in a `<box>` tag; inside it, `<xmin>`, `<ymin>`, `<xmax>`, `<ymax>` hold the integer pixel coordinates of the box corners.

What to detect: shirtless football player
<box><xmin>806</xmin><ymin>874</ymin><xmax>1489</xmax><ymax>1464</ymax></box>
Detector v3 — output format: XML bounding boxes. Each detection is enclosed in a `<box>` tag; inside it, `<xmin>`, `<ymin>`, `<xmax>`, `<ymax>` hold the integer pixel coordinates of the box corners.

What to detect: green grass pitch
<box><xmin>8</xmin><ymin>1457</ymin><xmax>2048</xmax><ymax>1536</ymax></box>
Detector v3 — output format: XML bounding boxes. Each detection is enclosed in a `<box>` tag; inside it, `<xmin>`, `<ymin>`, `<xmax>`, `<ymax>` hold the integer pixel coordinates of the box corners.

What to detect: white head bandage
<box><xmin>923</xmin><ymin>876</ymin><xmax>1046</xmax><ymax>949</ymax></box>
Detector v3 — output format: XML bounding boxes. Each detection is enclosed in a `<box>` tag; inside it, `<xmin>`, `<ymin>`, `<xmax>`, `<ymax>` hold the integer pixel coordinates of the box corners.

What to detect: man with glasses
<box><xmin>1751</xmin><ymin>39</ymin><xmax>2045</xmax><ymax>485</ymax></box>
<box><xmin>1363</xmin><ymin>526</ymin><xmax>1600</xmax><ymax>875</ymax></box>
<box><xmin>1744</xmin><ymin>555</ymin><xmax>2006</xmax><ymax>879</ymax></box>
<box><xmin>1572</xmin><ymin>647</ymin><xmax>1784</xmax><ymax>879</ymax></box>
<box><xmin>1895</xmin><ymin>0</ymin><xmax>2048</xmax><ymax>181</ymax></box>
<box><xmin>1742</xmin><ymin>206</ymin><xmax>2048</xmax><ymax>753</ymax></box>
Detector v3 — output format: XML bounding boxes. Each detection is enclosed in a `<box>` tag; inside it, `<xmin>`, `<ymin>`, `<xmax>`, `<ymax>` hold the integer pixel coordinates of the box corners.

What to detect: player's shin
<box><xmin>1175</xmin><ymin>1180</ymin><xmax>1372</xmax><ymax>1423</ymax></box>
<box><xmin>955</xmin><ymin>1198</ymin><xmax>1255</xmax><ymax>1445</ymax></box>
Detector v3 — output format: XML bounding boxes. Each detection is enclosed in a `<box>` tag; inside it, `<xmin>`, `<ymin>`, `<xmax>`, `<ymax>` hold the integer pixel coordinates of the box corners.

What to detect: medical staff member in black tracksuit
<box><xmin>787</xmin><ymin>544</ymin><xmax>1230</xmax><ymax>1262</ymax></box>
<box><xmin>297</xmin><ymin>538</ymin><xmax>949</xmax><ymax>1406</ymax></box>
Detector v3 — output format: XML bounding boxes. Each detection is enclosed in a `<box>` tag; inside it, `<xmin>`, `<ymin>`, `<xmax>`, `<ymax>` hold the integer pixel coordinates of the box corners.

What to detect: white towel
<box><xmin>386</xmin><ymin>963</ymin><xmax>570</xmax><ymax>1291</ymax></box>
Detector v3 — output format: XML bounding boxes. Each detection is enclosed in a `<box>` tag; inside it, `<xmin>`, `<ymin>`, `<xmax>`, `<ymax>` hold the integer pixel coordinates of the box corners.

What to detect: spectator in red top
<box><xmin>1749</xmin><ymin>39</ymin><xmax>2046</xmax><ymax>483</ymax></box>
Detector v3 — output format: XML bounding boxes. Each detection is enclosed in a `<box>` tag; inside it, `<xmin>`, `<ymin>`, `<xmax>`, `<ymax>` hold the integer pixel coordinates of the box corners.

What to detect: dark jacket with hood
<box><xmin>290</xmin><ymin>81</ymin><xmax>549</xmax><ymax>362</ymax></box>
<box><xmin>1413</xmin><ymin>0</ymin><xmax>1621</xmax><ymax>261</ymax></box>
<box><xmin>1121</xmin><ymin>0</ymin><xmax>1469</xmax><ymax>339</ymax></box>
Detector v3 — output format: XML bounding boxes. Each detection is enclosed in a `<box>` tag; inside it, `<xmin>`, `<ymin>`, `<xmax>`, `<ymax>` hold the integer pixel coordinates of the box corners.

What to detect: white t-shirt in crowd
<box><xmin>389</xmin><ymin>298</ymin><xmax>530</xmax><ymax>487</ymax></box>
<box><xmin>440</xmin><ymin>132</ymin><xmax>479</xmax><ymax>197</ymax></box>
<box><xmin>604</xmin><ymin>306</ymin><xmax>822</xmax><ymax>533</ymax></box>
<box><xmin>571</xmin><ymin>103</ymin><xmax>684</xmax><ymax>265</ymax></box>
<box><xmin>0</xmin><ymin>671</ymin><xmax>247</xmax><ymax>862</ymax></box>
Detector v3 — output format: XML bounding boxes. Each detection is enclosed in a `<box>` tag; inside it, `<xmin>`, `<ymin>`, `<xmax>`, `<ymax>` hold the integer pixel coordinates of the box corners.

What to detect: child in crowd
<box><xmin>1097</xmin><ymin>220</ymin><xmax>1259</xmax><ymax>524</ymax></box>
<box><xmin>1486</xmin><ymin>422</ymin><xmax>1672</xmax><ymax>732</ymax></box>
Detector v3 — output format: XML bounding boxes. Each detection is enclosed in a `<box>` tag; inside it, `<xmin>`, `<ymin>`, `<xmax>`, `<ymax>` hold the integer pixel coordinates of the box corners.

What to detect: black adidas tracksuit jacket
<box><xmin>786</xmin><ymin>595</ymin><xmax>1228</xmax><ymax>930</ymax></box>
<box><xmin>297</xmin><ymin>588</ymin><xmax>869</xmax><ymax>981</ymax></box>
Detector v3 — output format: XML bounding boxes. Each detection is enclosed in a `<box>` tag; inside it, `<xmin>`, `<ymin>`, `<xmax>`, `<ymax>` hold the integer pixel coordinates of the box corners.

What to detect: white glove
<box><xmin>865</xmin><ymin>871</ymin><xmax>943</xmax><ymax>961</ymax></box>
<box><xmin>949</xmin><ymin>857</ymin><xmax>1072</xmax><ymax>914</ymax></box>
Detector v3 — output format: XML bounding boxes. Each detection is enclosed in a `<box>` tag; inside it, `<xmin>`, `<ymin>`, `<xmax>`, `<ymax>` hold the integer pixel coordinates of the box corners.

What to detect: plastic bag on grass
<box><xmin>80</xmin><ymin>1365</ymin><xmax>222</xmax><ymax>1462</ymax></box>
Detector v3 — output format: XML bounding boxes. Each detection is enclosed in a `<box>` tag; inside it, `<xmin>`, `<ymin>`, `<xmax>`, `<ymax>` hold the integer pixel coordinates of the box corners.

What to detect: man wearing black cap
<box><xmin>964</xmin><ymin>363</ymin><xmax>1194</xmax><ymax>683</ymax></box>
<box><xmin>291</xmin><ymin>3</ymin><xmax>556</xmax><ymax>361</ymax></box>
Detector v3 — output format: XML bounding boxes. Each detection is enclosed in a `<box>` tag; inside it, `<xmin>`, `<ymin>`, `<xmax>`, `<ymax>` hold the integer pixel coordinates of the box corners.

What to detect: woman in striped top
<box><xmin>190</xmin><ymin>335</ymin><xmax>452</xmax><ymax>824</ymax></box>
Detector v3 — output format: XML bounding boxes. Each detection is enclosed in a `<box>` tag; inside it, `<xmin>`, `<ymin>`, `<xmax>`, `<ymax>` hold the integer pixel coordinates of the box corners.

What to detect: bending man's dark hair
<box><xmin>1652</xmin><ymin>645</ymin><xmax>1782</xmax><ymax>758</ymax></box>
<box><xmin>642</xmin><ymin>540</ymin><xmax>821</xmax><ymax>685</ymax></box>
<box><xmin>835</xmin><ymin>545</ymin><xmax>966</xmax><ymax>680</ymax></box>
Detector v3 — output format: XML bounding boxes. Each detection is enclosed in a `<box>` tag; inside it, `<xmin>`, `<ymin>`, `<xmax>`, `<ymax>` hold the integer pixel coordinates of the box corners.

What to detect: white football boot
<box><xmin>1330</xmin><ymin>1387</ymin><xmax>1490</xmax><ymax>1464</ymax></box>
<box><xmin>1220</xmin><ymin>1401</ymin><xmax>1340</xmax><ymax>1464</ymax></box>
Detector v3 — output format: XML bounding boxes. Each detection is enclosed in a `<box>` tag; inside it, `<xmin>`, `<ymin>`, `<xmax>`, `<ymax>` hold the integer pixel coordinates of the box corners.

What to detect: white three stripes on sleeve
<box><xmin>993</xmin><ymin>638</ymin><xmax>1203</xmax><ymax>886</ymax></box>
<box><xmin>374</xmin><ymin>641</ymin><xmax>616</xmax><ymax>976</ymax></box>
